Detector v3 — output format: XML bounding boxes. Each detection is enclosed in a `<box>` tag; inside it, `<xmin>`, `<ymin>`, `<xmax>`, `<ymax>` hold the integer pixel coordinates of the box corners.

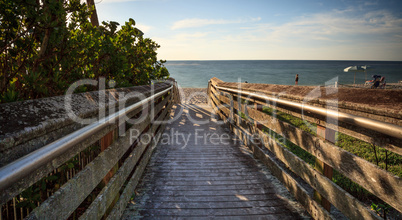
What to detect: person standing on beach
<box><xmin>295</xmin><ymin>74</ymin><xmax>299</xmax><ymax>85</ymax></box>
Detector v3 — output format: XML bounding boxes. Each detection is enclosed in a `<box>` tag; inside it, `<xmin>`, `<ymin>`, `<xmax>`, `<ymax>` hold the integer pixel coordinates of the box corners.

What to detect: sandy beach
<box><xmin>178</xmin><ymin>88</ymin><xmax>208</xmax><ymax>104</ymax></box>
<box><xmin>340</xmin><ymin>82</ymin><xmax>402</xmax><ymax>89</ymax></box>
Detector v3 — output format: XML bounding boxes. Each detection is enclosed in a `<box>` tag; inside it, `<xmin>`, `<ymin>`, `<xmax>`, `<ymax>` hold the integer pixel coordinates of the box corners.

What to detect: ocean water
<box><xmin>165</xmin><ymin>60</ymin><xmax>402</xmax><ymax>88</ymax></box>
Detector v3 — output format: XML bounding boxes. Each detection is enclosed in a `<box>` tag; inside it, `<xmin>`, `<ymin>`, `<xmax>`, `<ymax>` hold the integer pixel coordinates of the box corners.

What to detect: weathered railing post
<box><xmin>314</xmin><ymin>124</ymin><xmax>335</xmax><ymax>211</ymax></box>
<box><xmin>229</xmin><ymin>94</ymin><xmax>234</xmax><ymax>124</ymax></box>
<box><xmin>173</xmin><ymin>81</ymin><xmax>180</xmax><ymax>104</ymax></box>
<box><xmin>99</xmin><ymin>129</ymin><xmax>120</xmax><ymax>215</ymax></box>
<box><xmin>167</xmin><ymin>78</ymin><xmax>180</xmax><ymax>104</ymax></box>
<box><xmin>100</xmin><ymin>130</ymin><xmax>117</xmax><ymax>184</ymax></box>
<box><xmin>207</xmin><ymin>80</ymin><xmax>212</xmax><ymax>106</ymax></box>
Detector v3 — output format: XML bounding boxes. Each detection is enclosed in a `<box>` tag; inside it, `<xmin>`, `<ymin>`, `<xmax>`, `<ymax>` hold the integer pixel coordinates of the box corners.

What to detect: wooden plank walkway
<box><xmin>122</xmin><ymin>104</ymin><xmax>309</xmax><ymax>219</ymax></box>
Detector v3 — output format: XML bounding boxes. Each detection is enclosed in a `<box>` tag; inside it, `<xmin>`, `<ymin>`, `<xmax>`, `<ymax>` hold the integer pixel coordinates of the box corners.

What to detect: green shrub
<box><xmin>0</xmin><ymin>0</ymin><xmax>169</xmax><ymax>103</ymax></box>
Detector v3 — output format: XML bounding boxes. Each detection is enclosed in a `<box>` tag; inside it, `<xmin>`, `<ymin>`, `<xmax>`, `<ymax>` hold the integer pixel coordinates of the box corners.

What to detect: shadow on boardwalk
<box><xmin>122</xmin><ymin>104</ymin><xmax>310</xmax><ymax>219</ymax></box>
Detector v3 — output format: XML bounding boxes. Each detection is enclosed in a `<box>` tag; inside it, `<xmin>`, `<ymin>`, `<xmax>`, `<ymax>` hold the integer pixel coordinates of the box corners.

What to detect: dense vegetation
<box><xmin>0</xmin><ymin>0</ymin><xmax>169</xmax><ymax>103</ymax></box>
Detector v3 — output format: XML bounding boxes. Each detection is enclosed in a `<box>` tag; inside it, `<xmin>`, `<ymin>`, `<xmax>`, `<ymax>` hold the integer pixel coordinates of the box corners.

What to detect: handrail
<box><xmin>215</xmin><ymin>85</ymin><xmax>402</xmax><ymax>140</ymax></box>
<box><xmin>0</xmin><ymin>86</ymin><xmax>173</xmax><ymax>191</ymax></box>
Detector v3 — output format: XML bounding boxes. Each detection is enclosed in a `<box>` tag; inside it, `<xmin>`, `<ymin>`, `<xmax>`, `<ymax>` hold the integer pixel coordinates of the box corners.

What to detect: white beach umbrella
<box><xmin>344</xmin><ymin>65</ymin><xmax>370</xmax><ymax>84</ymax></box>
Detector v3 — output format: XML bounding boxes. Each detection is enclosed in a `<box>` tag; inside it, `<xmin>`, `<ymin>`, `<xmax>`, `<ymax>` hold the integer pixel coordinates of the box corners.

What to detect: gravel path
<box><xmin>178</xmin><ymin>88</ymin><xmax>208</xmax><ymax>104</ymax></box>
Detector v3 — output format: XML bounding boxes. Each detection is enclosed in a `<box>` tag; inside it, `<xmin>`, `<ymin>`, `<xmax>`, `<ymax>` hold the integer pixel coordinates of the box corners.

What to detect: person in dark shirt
<box><xmin>295</xmin><ymin>74</ymin><xmax>299</xmax><ymax>85</ymax></box>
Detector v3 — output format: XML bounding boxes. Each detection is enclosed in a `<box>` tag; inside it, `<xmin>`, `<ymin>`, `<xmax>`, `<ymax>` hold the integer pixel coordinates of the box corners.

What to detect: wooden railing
<box><xmin>0</xmin><ymin>80</ymin><xmax>177</xmax><ymax>219</ymax></box>
<box><xmin>208</xmin><ymin>77</ymin><xmax>401</xmax><ymax>220</ymax></box>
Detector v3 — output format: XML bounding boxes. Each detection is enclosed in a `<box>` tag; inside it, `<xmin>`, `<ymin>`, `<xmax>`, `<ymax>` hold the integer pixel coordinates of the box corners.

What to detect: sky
<box><xmin>94</xmin><ymin>0</ymin><xmax>402</xmax><ymax>61</ymax></box>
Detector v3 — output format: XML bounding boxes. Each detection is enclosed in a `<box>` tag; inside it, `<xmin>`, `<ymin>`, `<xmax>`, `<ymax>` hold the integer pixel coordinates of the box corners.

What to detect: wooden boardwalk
<box><xmin>122</xmin><ymin>104</ymin><xmax>309</xmax><ymax>219</ymax></box>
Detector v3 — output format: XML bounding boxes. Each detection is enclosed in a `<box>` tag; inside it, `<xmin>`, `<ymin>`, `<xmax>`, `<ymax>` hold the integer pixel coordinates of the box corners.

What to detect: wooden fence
<box><xmin>208</xmin><ymin>77</ymin><xmax>401</xmax><ymax>220</ymax></box>
<box><xmin>0</xmin><ymin>80</ymin><xmax>177</xmax><ymax>220</ymax></box>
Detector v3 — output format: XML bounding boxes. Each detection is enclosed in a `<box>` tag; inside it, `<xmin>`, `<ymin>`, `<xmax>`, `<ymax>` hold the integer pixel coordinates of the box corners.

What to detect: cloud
<box><xmin>240</xmin><ymin>8</ymin><xmax>402</xmax><ymax>45</ymax></box>
<box><xmin>176</xmin><ymin>32</ymin><xmax>209</xmax><ymax>38</ymax></box>
<box><xmin>364</xmin><ymin>1</ymin><xmax>378</xmax><ymax>6</ymax></box>
<box><xmin>136</xmin><ymin>23</ymin><xmax>152</xmax><ymax>33</ymax></box>
<box><xmin>95</xmin><ymin>0</ymin><xmax>140</xmax><ymax>3</ymax></box>
<box><xmin>171</xmin><ymin>17</ymin><xmax>261</xmax><ymax>30</ymax></box>
<box><xmin>156</xmin><ymin>7</ymin><xmax>402</xmax><ymax>61</ymax></box>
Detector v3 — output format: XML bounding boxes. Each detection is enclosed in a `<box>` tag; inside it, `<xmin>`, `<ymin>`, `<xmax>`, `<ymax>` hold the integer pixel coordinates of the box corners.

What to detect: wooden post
<box><xmin>314</xmin><ymin>124</ymin><xmax>335</xmax><ymax>212</ymax></box>
<box><xmin>231</xmin><ymin>95</ymin><xmax>235</xmax><ymax>124</ymax></box>
<box><xmin>252</xmin><ymin>100</ymin><xmax>260</xmax><ymax>147</ymax></box>
<box><xmin>238</xmin><ymin>96</ymin><xmax>242</xmax><ymax>118</ymax></box>
<box><xmin>253</xmin><ymin>99</ymin><xmax>258</xmax><ymax>134</ymax></box>
<box><xmin>207</xmin><ymin>81</ymin><xmax>211</xmax><ymax>106</ymax></box>
<box><xmin>100</xmin><ymin>130</ymin><xmax>118</xmax><ymax>185</ymax></box>
<box><xmin>174</xmin><ymin>81</ymin><xmax>180</xmax><ymax>104</ymax></box>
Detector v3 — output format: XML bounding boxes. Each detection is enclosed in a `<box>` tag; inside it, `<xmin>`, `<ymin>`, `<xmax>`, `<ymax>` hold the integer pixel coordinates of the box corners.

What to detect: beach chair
<box><xmin>379</xmin><ymin>77</ymin><xmax>386</xmax><ymax>89</ymax></box>
<box><xmin>365</xmin><ymin>80</ymin><xmax>373</xmax><ymax>86</ymax></box>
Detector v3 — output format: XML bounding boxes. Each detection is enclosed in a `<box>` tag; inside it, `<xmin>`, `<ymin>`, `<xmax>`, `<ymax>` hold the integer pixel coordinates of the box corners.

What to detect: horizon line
<box><xmin>164</xmin><ymin>59</ymin><xmax>402</xmax><ymax>62</ymax></box>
